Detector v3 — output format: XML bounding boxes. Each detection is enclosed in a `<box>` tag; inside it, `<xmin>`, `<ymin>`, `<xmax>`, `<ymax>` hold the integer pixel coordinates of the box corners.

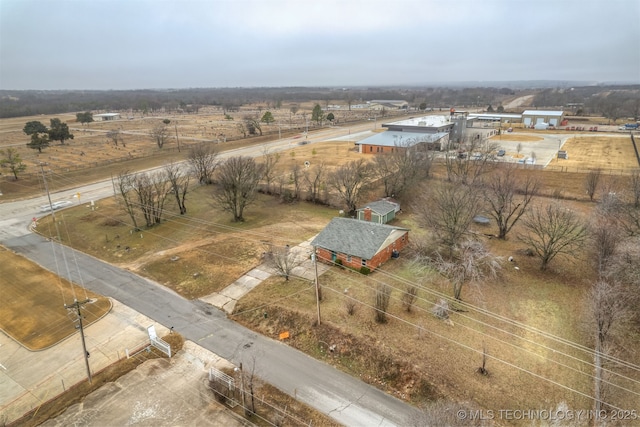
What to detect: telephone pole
<box><xmin>313</xmin><ymin>247</ymin><xmax>321</xmax><ymax>325</ymax></box>
<box><xmin>66</xmin><ymin>298</ymin><xmax>92</xmax><ymax>383</ymax></box>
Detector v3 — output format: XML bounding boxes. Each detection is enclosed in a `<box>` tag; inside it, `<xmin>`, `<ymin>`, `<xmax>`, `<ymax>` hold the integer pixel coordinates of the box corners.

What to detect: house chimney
<box><xmin>364</xmin><ymin>207</ymin><xmax>372</xmax><ymax>222</ymax></box>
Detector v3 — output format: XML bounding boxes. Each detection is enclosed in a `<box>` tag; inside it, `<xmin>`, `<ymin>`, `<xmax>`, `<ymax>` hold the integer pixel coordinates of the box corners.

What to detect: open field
<box><xmin>547</xmin><ymin>134</ymin><xmax>640</xmax><ymax>171</ymax></box>
<box><xmin>0</xmin><ymin>246</ymin><xmax>111</xmax><ymax>350</ymax></box>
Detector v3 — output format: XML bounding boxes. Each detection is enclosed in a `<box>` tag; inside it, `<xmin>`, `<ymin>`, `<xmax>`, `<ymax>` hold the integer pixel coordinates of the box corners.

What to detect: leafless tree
<box><xmin>588</xmin><ymin>279</ymin><xmax>630</xmax><ymax>414</ymax></box>
<box><xmin>187</xmin><ymin>144</ymin><xmax>220</xmax><ymax>185</ymax></box>
<box><xmin>164</xmin><ymin>162</ymin><xmax>190</xmax><ymax>215</ymax></box>
<box><xmin>401</xmin><ymin>284</ymin><xmax>418</xmax><ymax>313</ymax></box>
<box><xmin>212</xmin><ymin>156</ymin><xmax>262</xmax><ymax>222</ymax></box>
<box><xmin>518</xmin><ymin>201</ymin><xmax>588</xmax><ymax>270</ymax></box>
<box><xmin>374</xmin><ymin>283</ymin><xmax>391</xmax><ymax>323</ymax></box>
<box><xmin>260</xmin><ymin>148</ymin><xmax>280</xmax><ymax>194</ymax></box>
<box><xmin>236</xmin><ymin>122</ymin><xmax>247</xmax><ymax>138</ymax></box>
<box><xmin>328</xmin><ymin>158</ymin><xmax>371</xmax><ymax>215</ymax></box>
<box><xmin>243</xmin><ymin>115</ymin><xmax>262</xmax><ymax>136</ymax></box>
<box><xmin>106</xmin><ymin>129</ymin><xmax>124</xmax><ymax>147</ymax></box>
<box><xmin>116</xmin><ymin>170</ymin><xmax>140</xmax><ymax>231</ymax></box>
<box><xmin>150</xmin><ymin>122</ymin><xmax>170</xmax><ymax>148</ymax></box>
<box><xmin>585</xmin><ymin>169</ymin><xmax>602</xmax><ymax>202</ymax></box>
<box><xmin>415</xmin><ymin>182</ymin><xmax>480</xmax><ymax>255</ymax></box>
<box><xmin>371</xmin><ymin>141</ymin><xmax>423</xmax><ymax>199</ymax></box>
<box><xmin>303</xmin><ymin>162</ymin><xmax>325</xmax><ymax>203</ymax></box>
<box><xmin>433</xmin><ymin>240</ymin><xmax>501</xmax><ymax>301</ymax></box>
<box><xmin>483</xmin><ymin>166</ymin><xmax>539</xmax><ymax>239</ymax></box>
<box><xmin>432</xmin><ymin>298</ymin><xmax>450</xmax><ymax>320</ymax></box>
<box><xmin>291</xmin><ymin>164</ymin><xmax>303</xmax><ymax>200</ymax></box>
<box><xmin>132</xmin><ymin>170</ymin><xmax>171</xmax><ymax>227</ymax></box>
<box><xmin>444</xmin><ymin>136</ymin><xmax>498</xmax><ymax>185</ymax></box>
<box><xmin>265</xmin><ymin>244</ymin><xmax>303</xmax><ymax>281</ymax></box>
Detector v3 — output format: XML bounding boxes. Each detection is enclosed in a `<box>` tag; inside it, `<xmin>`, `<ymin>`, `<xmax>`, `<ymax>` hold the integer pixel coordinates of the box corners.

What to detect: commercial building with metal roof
<box><xmin>521</xmin><ymin>110</ymin><xmax>564</xmax><ymax>126</ymax></box>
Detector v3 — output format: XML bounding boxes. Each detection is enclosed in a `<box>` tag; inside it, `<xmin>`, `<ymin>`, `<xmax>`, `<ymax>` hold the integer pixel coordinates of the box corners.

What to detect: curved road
<box><xmin>0</xmin><ymin>122</ymin><xmax>422</xmax><ymax>426</ymax></box>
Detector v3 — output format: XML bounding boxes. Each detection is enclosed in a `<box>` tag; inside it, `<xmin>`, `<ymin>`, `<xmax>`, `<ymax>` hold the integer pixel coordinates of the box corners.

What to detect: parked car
<box><xmin>39</xmin><ymin>200</ymin><xmax>72</xmax><ymax>213</ymax></box>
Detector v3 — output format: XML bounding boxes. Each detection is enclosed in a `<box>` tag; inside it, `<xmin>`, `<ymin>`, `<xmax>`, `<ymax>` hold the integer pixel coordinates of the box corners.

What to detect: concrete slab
<box><xmin>0</xmin><ymin>299</ymin><xmax>168</xmax><ymax>424</ymax></box>
<box><xmin>41</xmin><ymin>341</ymin><xmax>244</xmax><ymax>427</ymax></box>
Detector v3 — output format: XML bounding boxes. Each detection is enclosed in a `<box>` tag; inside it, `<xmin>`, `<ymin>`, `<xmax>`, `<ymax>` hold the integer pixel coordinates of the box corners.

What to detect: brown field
<box><xmin>0</xmin><ymin>246</ymin><xmax>111</xmax><ymax>350</ymax></box>
<box><xmin>547</xmin><ymin>135</ymin><xmax>640</xmax><ymax>171</ymax></box>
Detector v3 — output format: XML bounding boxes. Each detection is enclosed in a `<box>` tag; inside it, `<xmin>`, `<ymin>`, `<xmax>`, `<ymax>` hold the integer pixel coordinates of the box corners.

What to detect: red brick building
<box><xmin>311</xmin><ymin>218</ymin><xmax>409</xmax><ymax>271</ymax></box>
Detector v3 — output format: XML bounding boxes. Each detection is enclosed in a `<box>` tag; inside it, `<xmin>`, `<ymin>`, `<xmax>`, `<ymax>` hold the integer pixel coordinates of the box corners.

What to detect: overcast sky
<box><xmin>1</xmin><ymin>0</ymin><xmax>638</xmax><ymax>90</ymax></box>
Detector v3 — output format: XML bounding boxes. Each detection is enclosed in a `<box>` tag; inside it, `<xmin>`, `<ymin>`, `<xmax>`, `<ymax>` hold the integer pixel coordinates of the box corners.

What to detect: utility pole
<box><xmin>313</xmin><ymin>248</ymin><xmax>321</xmax><ymax>325</ymax></box>
<box><xmin>65</xmin><ymin>298</ymin><xmax>92</xmax><ymax>383</ymax></box>
<box><xmin>174</xmin><ymin>124</ymin><xmax>181</xmax><ymax>152</ymax></box>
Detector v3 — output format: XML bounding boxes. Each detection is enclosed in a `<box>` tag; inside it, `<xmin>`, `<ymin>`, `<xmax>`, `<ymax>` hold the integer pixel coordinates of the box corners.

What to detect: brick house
<box><xmin>311</xmin><ymin>217</ymin><xmax>409</xmax><ymax>271</ymax></box>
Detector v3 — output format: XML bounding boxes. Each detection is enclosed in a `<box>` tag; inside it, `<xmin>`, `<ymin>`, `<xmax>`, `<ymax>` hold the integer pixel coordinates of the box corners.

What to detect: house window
<box><xmin>369</xmin><ymin>146</ymin><xmax>373</xmax><ymax>152</ymax></box>
<box><xmin>361</xmin><ymin>259</ymin><xmax>367</xmax><ymax>267</ymax></box>
<box><xmin>346</xmin><ymin>255</ymin><xmax>352</xmax><ymax>263</ymax></box>
<box><xmin>401</xmin><ymin>235</ymin><xmax>405</xmax><ymax>242</ymax></box>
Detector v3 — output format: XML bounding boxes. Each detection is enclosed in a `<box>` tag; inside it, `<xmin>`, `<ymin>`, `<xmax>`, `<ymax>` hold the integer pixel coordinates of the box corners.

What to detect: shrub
<box><xmin>360</xmin><ymin>266</ymin><xmax>370</xmax><ymax>275</ymax></box>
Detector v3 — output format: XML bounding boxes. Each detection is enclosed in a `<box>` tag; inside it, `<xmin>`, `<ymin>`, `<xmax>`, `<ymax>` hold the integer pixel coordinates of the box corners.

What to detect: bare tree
<box><xmin>187</xmin><ymin>144</ymin><xmax>220</xmax><ymax>185</ymax></box>
<box><xmin>290</xmin><ymin>163</ymin><xmax>303</xmax><ymax>201</ymax></box>
<box><xmin>150</xmin><ymin>122</ymin><xmax>170</xmax><ymax>148</ymax></box>
<box><xmin>588</xmin><ymin>280</ymin><xmax>629</xmax><ymax>414</ymax></box>
<box><xmin>585</xmin><ymin>169</ymin><xmax>602</xmax><ymax>202</ymax></box>
<box><xmin>213</xmin><ymin>156</ymin><xmax>262</xmax><ymax>222</ymax></box>
<box><xmin>328</xmin><ymin>158</ymin><xmax>371</xmax><ymax>215</ymax></box>
<box><xmin>401</xmin><ymin>284</ymin><xmax>418</xmax><ymax>313</ymax></box>
<box><xmin>0</xmin><ymin>148</ymin><xmax>27</xmax><ymax>180</ymax></box>
<box><xmin>164</xmin><ymin>162</ymin><xmax>190</xmax><ymax>215</ymax></box>
<box><xmin>264</xmin><ymin>244</ymin><xmax>304</xmax><ymax>281</ymax></box>
<box><xmin>483</xmin><ymin>166</ymin><xmax>539</xmax><ymax>239</ymax></box>
<box><xmin>629</xmin><ymin>170</ymin><xmax>640</xmax><ymax>209</ymax></box>
<box><xmin>116</xmin><ymin>170</ymin><xmax>140</xmax><ymax>231</ymax></box>
<box><xmin>303</xmin><ymin>162</ymin><xmax>325</xmax><ymax>203</ymax></box>
<box><xmin>444</xmin><ymin>136</ymin><xmax>498</xmax><ymax>185</ymax></box>
<box><xmin>518</xmin><ymin>201</ymin><xmax>588</xmax><ymax>270</ymax></box>
<box><xmin>260</xmin><ymin>148</ymin><xmax>280</xmax><ymax>194</ymax></box>
<box><xmin>433</xmin><ymin>240</ymin><xmax>501</xmax><ymax>301</ymax></box>
<box><xmin>371</xmin><ymin>141</ymin><xmax>422</xmax><ymax>198</ymax></box>
<box><xmin>243</xmin><ymin>115</ymin><xmax>262</xmax><ymax>136</ymax></box>
<box><xmin>374</xmin><ymin>283</ymin><xmax>391</xmax><ymax>323</ymax></box>
<box><xmin>106</xmin><ymin>129</ymin><xmax>124</xmax><ymax>147</ymax></box>
<box><xmin>415</xmin><ymin>182</ymin><xmax>480</xmax><ymax>255</ymax></box>
<box><xmin>132</xmin><ymin>171</ymin><xmax>171</xmax><ymax>227</ymax></box>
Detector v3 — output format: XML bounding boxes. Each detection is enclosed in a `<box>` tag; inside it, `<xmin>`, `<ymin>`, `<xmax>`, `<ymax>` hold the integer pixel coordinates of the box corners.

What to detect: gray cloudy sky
<box><xmin>1</xmin><ymin>0</ymin><xmax>638</xmax><ymax>90</ymax></box>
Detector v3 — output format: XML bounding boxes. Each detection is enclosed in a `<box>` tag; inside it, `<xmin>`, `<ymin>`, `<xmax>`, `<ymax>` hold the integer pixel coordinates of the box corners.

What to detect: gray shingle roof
<box><xmin>311</xmin><ymin>218</ymin><xmax>408</xmax><ymax>260</ymax></box>
<box><xmin>357</xmin><ymin>200</ymin><xmax>396</xmax><ymax>216</ymax></box>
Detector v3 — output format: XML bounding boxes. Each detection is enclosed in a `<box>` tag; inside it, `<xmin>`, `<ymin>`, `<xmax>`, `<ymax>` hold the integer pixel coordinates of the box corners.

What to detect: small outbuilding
<box><xmin>311</xmin><ymin>218</ymin><xmax>409</xmax><ymax>271</ymax></box>
<box><xmin>356</xmin><ymin>199</ymin><xmax>400</xmax><ymax>224</ymax></box>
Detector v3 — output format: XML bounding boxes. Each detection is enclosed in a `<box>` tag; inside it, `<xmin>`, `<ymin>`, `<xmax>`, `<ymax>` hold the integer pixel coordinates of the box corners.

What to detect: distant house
<box><xmin>311</xmin><ymin>218</ymin><xmax>409</xmax><ymax>271</ymax></box>
<box><xmin>93</xmin><ymin>113</ymin><xmax>121</xmax><ymax>121</ymax></box>
<box><xmin>369</xmin><ymin>100</ymin><xmax>409</xmax><ymax>110</ymax></box>
<box><xmin>356</xmin><ymin>199</ymin><xmax>400</xmax><ymax>224</ymax></box>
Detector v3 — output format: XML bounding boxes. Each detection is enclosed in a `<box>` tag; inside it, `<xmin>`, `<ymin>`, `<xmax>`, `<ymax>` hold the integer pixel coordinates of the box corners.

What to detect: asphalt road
<box><xmin>0</xmin><ymin>122</ymin><xmax>423</xmax><ymax>426</ymax></box>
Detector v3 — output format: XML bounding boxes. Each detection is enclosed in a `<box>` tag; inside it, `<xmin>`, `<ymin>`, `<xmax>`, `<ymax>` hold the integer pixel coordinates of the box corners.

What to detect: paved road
<box><xmin>0</xmin><ymin>122</ymin><xmax>422</xmax><ymax>426</ymax></box>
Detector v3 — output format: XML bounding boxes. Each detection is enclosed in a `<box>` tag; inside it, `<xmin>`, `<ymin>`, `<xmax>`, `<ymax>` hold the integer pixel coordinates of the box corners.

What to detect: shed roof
<box><xmin>311</xmin><ymin>218</ymin><xmax>408</xmax><ymax>260</ymax></box>
<box><xmin>357</xmin><ymin>200</ymin><xmax>397</xmax><ymax>216</ymax></box>
<box><xmin>522</xmin><ymin>110</ymin><xmax>564</xmax><ymax>116</ymax></box>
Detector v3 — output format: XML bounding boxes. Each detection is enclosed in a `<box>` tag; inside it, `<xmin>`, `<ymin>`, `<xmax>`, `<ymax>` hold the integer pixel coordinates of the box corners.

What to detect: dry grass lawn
<box><xmin>547</xmin><ymin>135</ymin><xmax>639</xmax><ymax>172</ymax></box>
<box><xmin>0</xmin><ymin>246</ymin><xmax>111</xmax><ymax>350</ymax></box>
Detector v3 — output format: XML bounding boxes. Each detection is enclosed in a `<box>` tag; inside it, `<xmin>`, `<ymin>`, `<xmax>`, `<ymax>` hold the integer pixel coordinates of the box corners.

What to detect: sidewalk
<box><xmin>200</xmin><ymin>236</ymin><xmax>329</xmax><ymax>314</ymax></box>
